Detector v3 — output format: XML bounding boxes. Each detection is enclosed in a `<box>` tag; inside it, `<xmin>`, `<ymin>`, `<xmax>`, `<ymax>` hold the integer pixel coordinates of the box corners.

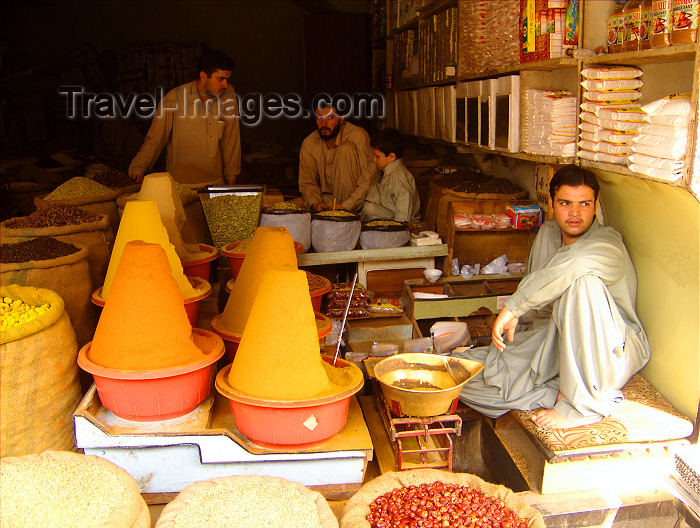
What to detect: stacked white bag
<box><xmin>521</xmin><ymin>89</ymin><xmax>577</xmax><ymax>157</ymax></box>
<box><xmin>629</xmin><ymin>95</ymin><xmax>691</xmax><ymax>182</ymax></box>
<box><xmin>578</xmin><ymin>66</ymin><xmax>643</xmax><ymax>165</ymax></box>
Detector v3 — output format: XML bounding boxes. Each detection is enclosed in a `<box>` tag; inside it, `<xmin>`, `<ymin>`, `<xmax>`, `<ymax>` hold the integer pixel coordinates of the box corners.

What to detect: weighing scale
<box><xmin>73</xmin><ymin>385</ymin><xmax>373</xmax><ymax>502</ymax></box>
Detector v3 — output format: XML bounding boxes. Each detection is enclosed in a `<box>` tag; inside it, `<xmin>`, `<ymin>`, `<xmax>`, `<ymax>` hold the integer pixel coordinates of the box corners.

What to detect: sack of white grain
<box><xmin>0</xmin><ymin>238</ymin><xmax>98</xmax><ymax>349</ymax></box>
<box><xmin>311</xmin><ymin>211</ymin><xmax>361</xmax><ymax>253</ymax></box>
<box><xmin>340</xmin><ymin>469</ymin><xmax>545</xmax><ymax>528</ymax></box>
<box><xmin>1</xmin><ymin>206</ymin><xmax>115</xmax><ymax>289</ymax></box>
<box><xmin>155</xmin><ymin>474</ymin><xmax>338</xmax><ymax>528</ymax></box>
<box><xmin>0</xmin><ymin>450</ymin><xmax>150</xmax><ymax>528</ymax></box>
<box><xmin>0</xmin><ymin>285</ymin><xmax>81</xmax><ymax>457</ymax></box>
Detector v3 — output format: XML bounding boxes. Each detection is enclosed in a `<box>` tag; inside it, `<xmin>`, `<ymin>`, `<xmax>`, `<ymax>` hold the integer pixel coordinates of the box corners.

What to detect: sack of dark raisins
<box><xmin>2</xmin><ymin>206</ymin><xmax>115</xmax><ymax>289</ymax></box>
<box><xmin>1</xmin><ymin>238</ymin><xmax>98</xmax><ymax>349</ymax></box>
<box><xmin>341</xmin><ymin>469</ymin><xmax>545</xmax><ymax>528</ymax></box>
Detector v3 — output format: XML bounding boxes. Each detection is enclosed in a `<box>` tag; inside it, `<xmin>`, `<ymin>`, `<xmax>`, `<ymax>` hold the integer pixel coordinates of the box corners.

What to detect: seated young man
<box><xmin>455</xmin><ymin>164</ymin><xmax>650</xmax><ymax>429</ymax></box>
<box><xmin>360</xmin><ymin>127</ymin><xmax>421</xmax><ymax>223</ymax></box>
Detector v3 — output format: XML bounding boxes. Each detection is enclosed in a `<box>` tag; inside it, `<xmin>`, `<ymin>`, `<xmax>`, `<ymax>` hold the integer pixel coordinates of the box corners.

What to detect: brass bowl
<box><xmin>373</xmin><ymin>353</ymin><xmax>483</xmax><ymax>417</ymax></box>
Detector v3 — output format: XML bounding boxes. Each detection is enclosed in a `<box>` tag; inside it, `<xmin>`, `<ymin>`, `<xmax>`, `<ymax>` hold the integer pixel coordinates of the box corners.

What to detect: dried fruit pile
<box><xmin>366</xmin><ymin>481</ymin><xmax>529</xmax><ymax>528</ymax></box>
<box><xmin>5</xmin><ymin>205</ymin><xmax>101</xmax><ymax>228</ymax></box>
<box><xmin>1</xmin><ymin>238</ymin><xmax>79</xmax><ymax>263</ymax></box>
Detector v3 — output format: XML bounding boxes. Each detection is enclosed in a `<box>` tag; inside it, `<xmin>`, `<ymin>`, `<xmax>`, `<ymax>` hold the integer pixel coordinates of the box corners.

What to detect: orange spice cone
<box><xmin>89</xmin><ymin>240</ymin><xmax>204</xmax><ymax>370</ymax></box>
<box><xmin>227</xmin><ymin>265</ymin><xmax>332</xmax><ymax>400</ymax></box>
<box><xmin>218</xmin><ymin>226</ymin><xmax>298</xmax><ymax>335</ymax></box>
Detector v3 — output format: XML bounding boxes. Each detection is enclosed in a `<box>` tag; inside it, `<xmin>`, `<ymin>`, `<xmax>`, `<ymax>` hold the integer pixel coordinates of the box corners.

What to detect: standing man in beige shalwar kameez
<box><xmin>128</xmin><ymin>49</ymin><xmax>241</xmax><ymax>184</ymax></box>
<box><xmin>298</xmin><ymin>104</ymin><xmax>380</xmax><ymax>213</ymax></box>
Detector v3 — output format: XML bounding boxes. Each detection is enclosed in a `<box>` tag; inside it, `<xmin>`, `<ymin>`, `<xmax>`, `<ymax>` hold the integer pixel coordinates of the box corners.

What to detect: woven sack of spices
<box><xmin>0</xmin><ymin>450</ymin><xmax>149</xmax><ymax>528</ymax></box>
<box><xmin>0</xmin><ymin>285</ymin><xmax>81</xmax><ymax>457</ymax></box>
<box><xmin>35</xmin><ymin>184</ymin><xmax>122</xmax><ymax>237</ymax></box>
<box><xmin>359</xmin><ymin>221</ymin><xmax>410</xmax><ymax>250</ymax></box>
<box><xmin>0</xmin><ymin>239</ymin><xmax>98</xmax><ymax>348</ymax></box>
<box><xmin>1</xmin><ymin>211</ymin><xmax>115</xmax><ymax>289</ymax></box>
<box><xmin>260</xmin><ymin>208</ymin><xmax>311</xmax><ymax>252</ymax></box>
<box><xmin>341</xmin><ymin>469</ymin><xmax>545</xmax><ymax>528</ymax></box>
<box><xmin>155</xmin><ymin>474</ymin><xmax>338</xmax><ymax>528</ymax></box>
<box><xmin>311</xmin><ymin>211</ymin><xmax>361</xmax><ymax>253</ymax></box>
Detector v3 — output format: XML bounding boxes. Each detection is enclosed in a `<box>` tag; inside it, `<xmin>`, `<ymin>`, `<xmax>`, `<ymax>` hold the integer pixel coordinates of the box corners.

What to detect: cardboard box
<box><xmin>506</xmin><ymin>201</ymin><xmax>544</xmax><ymax>229</ymax></box>
<box><xmin>442</xmin><ymin>85</ymin><xmax>456</xmax><ymax>143</ymax></box>
<box><xmin>493</xmin><ymin>75</ymin><xmax>521</xmax><ymax>153</ymax></box>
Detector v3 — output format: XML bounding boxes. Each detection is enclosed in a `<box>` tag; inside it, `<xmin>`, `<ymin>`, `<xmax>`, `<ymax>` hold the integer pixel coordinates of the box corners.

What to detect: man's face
<box><xmin>315</xmin><ymin>107</ymin><xmax>343</xmax><ymax>141</ymax></box>
<box><xmin>549</xmin><ymin>184</ymin><xmax>598</xmax><ymax>246</ymax></box>
<box><xmin>200</xmin><ymin>69</ymin><xmax>231</xmax><ymax>97</ymax></box>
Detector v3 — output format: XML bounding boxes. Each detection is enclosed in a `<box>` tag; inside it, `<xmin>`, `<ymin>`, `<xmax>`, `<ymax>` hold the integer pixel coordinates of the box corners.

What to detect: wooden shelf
<box><xmin>388</xmin><ymin>0</ymin><xmax>457</xmax><ymax>37</ymax></box>
<box><xmin>457</xmin><ymin>57</ymin><xmax>578</xmax><ymax>82</ymax></box>
<box><xmin>581</xmin><ymin>44</ymin><xmax>697</xmax><ymax>67</ymax></box>
<box><xmin>454</xmin><ymin>142</ymin><xmax>575</xmax><ymax>166</ymax></box>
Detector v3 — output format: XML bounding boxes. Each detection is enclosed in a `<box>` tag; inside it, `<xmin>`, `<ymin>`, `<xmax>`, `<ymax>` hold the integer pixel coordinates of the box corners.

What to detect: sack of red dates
<box><xmin>341</xmin><ymin>469</ymin><xmax>544</xmax><ymax>528</ymax></box>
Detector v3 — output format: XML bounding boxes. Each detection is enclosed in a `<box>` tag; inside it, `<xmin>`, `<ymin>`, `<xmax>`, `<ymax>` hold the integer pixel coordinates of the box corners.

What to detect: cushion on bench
<box><xmin>512</xmin><ymin>374</ymin><xmax>695</xmax><ymax>460</ymax></box>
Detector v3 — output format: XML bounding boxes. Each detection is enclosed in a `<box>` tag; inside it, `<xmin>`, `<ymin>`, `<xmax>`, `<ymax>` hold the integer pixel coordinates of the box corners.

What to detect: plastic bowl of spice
<box><xmin>78</xmin><ymin>328</ymin><xmax>225</xmax><ymax>421</ymax></box>
<box><xmin>91</xmin><ymin>276</ymin><xmax>212</xmax><ymax>328</ymax></box>
<box><xmin>225</xmin><ymin>270</ymin><xmax>331</xmax><ymax>313</ymax></box>
<box><xmin>221</xmin><ymin>239</ymin><xmax>303</xmax><ymax>279</ymax></box>
<box><xmin>181</xmin><ymin>244</ymin><xmax>219</xmax><ymax>282</ymax></box>
<box><xmin>210</xmin><ymin>311</ymin><xmax>333</xmax><ymax>363</ymax></box>
<box><xmin>215</xmin><ymin>356</ymin><xmax>364</xmax><ymax>447</ymax></box>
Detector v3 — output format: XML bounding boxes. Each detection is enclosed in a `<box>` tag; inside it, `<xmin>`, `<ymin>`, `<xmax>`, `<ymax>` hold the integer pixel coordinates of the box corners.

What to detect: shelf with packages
<box><xmin>577</xmin><ymin>42</ymin><xmax>698</xmax><ymax>190</ymax></box>
<box><xmin>444</xmin><ymin>200</ymin><xmax>536</xmax><ymax>277</ymax></box>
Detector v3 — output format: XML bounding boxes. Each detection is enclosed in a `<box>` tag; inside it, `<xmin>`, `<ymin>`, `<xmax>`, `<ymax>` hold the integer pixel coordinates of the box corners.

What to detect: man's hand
<box><xmin>311</xmin><ymin>202</ymin><xmax>330</xmax><ymax>212</ymax></box>
<box><xmin>128</xmin><ymin>173</ymin><xmax>144</xmax><ymax>183</ymax></box>
<box><xmin>491</xmin><ymin>306</ymin><xmax>519</xmax><ymax>352</ymax></box>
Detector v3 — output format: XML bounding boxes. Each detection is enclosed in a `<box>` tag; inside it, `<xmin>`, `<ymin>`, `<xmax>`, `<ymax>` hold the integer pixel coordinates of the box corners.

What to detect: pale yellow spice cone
<box><xmin>219</xmin><ymin>226</ymin><xmax>298</xmax><ymax>335</ymax></box>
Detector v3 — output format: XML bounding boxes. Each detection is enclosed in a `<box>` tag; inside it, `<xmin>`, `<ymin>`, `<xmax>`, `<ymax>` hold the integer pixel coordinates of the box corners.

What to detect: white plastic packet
<box><xmin>481</xmin><ymin>255</ymin><xmax>509</xmax><ymax>275</ymax></box>
<box><xmin>460</xmin><ymin>263</ymin><xmax>481</xmax><ymax>279</ymax></box>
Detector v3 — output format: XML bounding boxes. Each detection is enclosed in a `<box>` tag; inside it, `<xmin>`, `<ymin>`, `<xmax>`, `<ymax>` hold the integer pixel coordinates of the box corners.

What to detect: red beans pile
<box><xmin>366</xmin><ymin>481</ymin><xmax>529</xmax><ymax>528</ymax></box>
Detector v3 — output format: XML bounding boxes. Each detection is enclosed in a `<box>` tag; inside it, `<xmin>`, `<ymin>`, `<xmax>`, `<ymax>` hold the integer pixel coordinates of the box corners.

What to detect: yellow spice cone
<box><xmin>227</xmin><ymin>265</ymin><xmax>332</xmax><ymax>400</ymax></box>
<box><xmin>102</xmin><ymin>200</ymin><xmax>196</xmax><ymax>299</ymax></box>
<box><xmin>89</xmin><ymin>241</ymin><xmax>204</xmax><ymax>370</ymax></box>
<box><xmin>219</xmin><ymin>226</ymin><xmax>298</xmax><ymax>335</ymax></box>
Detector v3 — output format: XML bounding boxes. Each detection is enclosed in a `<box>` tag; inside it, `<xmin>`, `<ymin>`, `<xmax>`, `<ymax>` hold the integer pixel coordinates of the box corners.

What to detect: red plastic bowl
<box><xmin>91</xmin><ymin>276</ymin><xmax>211</xmax><ymax>328</ymax></box>
<box><xmin>215</xmin><ymin>357</ymin><xmax>363</xmax><ymax>447</ymax></box>
<box><xmin>181</xmin><ymin>244</ymin><xmax>218</xmax><ymax>282</ymax></box>
<box><xmin>77</xmin><ymin>328</ymin><xmax>225</xmax><ymax>421</ymax></box>
<box><xmin>220</xmin><ymin>239</ymin><xmax>303</xmax><ymax>279</ymax></box>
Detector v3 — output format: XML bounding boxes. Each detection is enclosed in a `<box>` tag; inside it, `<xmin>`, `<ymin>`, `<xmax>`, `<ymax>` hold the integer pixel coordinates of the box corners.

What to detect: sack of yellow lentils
<box><xmin>0</xmin><ymin>285</ymin><xmax>82</xmax><ymax>457</ymax></box>
<box><xmin>155</xmin><ymin>475</ymin><xmax>338</xmax><ymax>528</ymax></box>
<box><xmin>0</xmin><ymin>450</ymin><xmax>149</xmax><ymax>528</ymax></box>
<box><xmin>1</xmin><ymin>205</ymin><xmax>115</xmax><ymax>289</ymax></box>
<box><xmin>1</xmin><ymin>238</ymin><xmax>98</xmax><ymax>348</ymax></box>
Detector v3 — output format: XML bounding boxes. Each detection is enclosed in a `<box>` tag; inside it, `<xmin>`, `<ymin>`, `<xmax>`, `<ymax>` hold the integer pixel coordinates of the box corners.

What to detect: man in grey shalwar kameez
<box><xmin>455</xmin><ymin>165</ymin><xmax>650</xmax><ymax>429</ymax></box>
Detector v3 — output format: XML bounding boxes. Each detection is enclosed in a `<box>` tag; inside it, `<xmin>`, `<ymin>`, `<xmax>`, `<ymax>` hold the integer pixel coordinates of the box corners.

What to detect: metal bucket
<box><xmin>373</xmin><ymin>353</ymin><xmax>483</xmax><ymax>417</ymax></box>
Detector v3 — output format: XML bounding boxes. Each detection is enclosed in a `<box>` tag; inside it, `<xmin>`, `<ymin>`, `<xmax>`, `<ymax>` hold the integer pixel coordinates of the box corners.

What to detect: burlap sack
<box><xmin>340</xmin><ymin>469</ymin><xmax>545</xmax><ymax>528</ymax></box>
<box><xmin>35</xmin><ymin>190</ymin><xmax>122</xmax><ymax>238</ymax></box>
<box><xmin>0</xmin><ymin>450</ymin><xmax>149</xmax><ymax>528</ymax></box>
<box><xmin>0</xmin><ymin>285</ymin><xmax>81</xmax><ymax>457</ymax></box>
<box><xmin>1</xmin><ymin>242</ymin><xmax>98</xmax><ymax>348</ymax></box>
<box><xmin>155</xmin><ymin>475</ymin><xmax>338</xmax><ymax>528</ymax></box>
<box><xmin>1</xmin><ymin>213</ymin><xmax>115</xmax><ymax>289</ymax></box>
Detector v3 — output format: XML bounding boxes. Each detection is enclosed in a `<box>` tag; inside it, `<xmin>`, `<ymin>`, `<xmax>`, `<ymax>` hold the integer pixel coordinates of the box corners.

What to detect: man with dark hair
<box><xmin>298</xmin><ymin>103</ymin><xmax>379</xmax><ymax>213</ymax></box>
<box><xmin>361</xmin><ymin>127</ymin><xmax>420</xmax><ymax>223</ymax></box>
<box><xmin>129</xmin><ymin>48</ymin><xmax>240</xmax><ymax>184</ymax></box>
<box><xmin>456</xmin><ymin>164</ymin><xmax>650</xmax><ymax>429</ymax></box>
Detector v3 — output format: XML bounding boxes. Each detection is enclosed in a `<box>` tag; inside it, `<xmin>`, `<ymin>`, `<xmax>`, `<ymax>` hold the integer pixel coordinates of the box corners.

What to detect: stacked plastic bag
<box><xmin>628</xmin><ymin>95</ymin><xmax>691</xmax><ymax>182</ymax></box>
<box><xmin>577</xmin><ymin>66</ymin><xmax>643</xmax><ymax>165</ymax></box>
<box><xmin>521</xmin><ymin>89</ymin><xmax>577</xmax><ymax>157</ymax></box>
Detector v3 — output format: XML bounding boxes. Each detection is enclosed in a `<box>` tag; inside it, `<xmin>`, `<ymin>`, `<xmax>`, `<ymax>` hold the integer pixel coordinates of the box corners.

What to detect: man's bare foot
<box><xmin>531</xmin><ymin>408</ymin><xmax>578</xmax><ymax>429</ymax></box>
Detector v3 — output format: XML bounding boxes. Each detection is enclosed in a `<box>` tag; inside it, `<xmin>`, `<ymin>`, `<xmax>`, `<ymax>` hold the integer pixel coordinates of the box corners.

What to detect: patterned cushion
<box><xmin>512</xmin><ymin>374</ymin><xmax>695</xmax><ymax>460</ymax></box>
